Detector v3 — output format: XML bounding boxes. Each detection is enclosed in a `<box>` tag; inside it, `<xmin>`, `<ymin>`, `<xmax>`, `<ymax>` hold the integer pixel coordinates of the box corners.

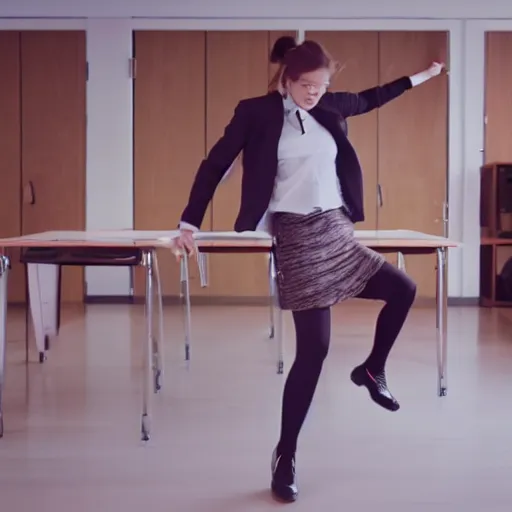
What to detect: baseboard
<box><xmin>84</xmin><ymin>295</ymin><xmax>134</xmax><ymax>305</ymax></box>
<box><xmin>83</xmin><ymin>295</ymin><xmax>481</xmax><ymax>307</ymax></box>
<box><xmin>448</xmin><ymin>297</ymin><xmax>480</xmax><ymax>306</ymax></box>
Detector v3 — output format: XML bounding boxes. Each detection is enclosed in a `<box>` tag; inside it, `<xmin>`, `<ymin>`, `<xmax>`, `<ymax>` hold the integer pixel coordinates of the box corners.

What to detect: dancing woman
<box><xmin>175</xmin><ymin>36</ymin><xmax>444</xmax><ymax>502</ymax></box>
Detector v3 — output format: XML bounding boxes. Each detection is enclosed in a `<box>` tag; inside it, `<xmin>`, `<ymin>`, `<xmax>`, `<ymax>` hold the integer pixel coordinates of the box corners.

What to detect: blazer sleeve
<box><xmin>328</xmin><ymin>76</ymin><xmax>413</xmax><ymax>118</ymax></box>
<box><xmin>180</xmin><ymin>100</ymin><xmax>250</xmax><ymax>229</ymax></box>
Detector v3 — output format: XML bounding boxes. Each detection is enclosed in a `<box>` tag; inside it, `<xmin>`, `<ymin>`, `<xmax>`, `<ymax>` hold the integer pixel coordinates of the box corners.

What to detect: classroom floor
<box><xmin>1</xmin><ymin>301</ymin><xmax>511</xmax><ymax>512</ymax></box>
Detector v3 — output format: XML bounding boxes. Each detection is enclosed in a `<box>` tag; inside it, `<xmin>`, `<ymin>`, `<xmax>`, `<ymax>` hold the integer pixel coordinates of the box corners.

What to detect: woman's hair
<box><xmin>268</xmin><ymin>36</ymin><xmax>337</xmax><ymax>92</ymax></box>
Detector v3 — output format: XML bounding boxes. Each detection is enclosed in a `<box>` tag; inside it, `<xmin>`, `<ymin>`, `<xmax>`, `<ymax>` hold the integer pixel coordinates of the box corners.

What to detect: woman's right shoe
<box><xmin>271</xmin><ymin>448</ymin><xmax>298</xmax><ymax>502</ymax></box>
<box><xmin>350</xmin><ymin>364</ymin><xmax>400</xmax><ymax>411</ymax></box>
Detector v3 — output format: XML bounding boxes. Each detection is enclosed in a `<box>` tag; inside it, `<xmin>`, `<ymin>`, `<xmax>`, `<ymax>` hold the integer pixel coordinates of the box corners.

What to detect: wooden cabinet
<box><xmin>133</xmin><ymin>29</ymin><xmax>447</xmax><ymax>302</ymax></box>
<box><xmin>0</xmin><ymin>30</ymin><xmax>86</xmax><ymax>304</ymax></box>
<box><xmin>133</xmin><ymin>30</ymin><xmax>295</xmax><ymax>301</ymax></box>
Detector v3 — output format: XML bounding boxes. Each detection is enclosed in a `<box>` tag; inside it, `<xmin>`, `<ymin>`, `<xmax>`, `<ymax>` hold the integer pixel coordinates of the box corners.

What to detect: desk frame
<box><xmin>181</xmin><ymin>240</ymin><xmax>449</xmax><ymax>398</ymax></box>
<box><xmin>0</xmin><ymin>241</ymin><xmax>169</xmax><ymax>441</ymax></box>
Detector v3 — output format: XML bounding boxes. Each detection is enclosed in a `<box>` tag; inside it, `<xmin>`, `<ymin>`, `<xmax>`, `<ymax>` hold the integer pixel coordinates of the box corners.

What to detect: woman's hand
<box><xmin>427</xmin><ymin>61</ymin><xmax>445</xmax><ymax>77</ymax></box>
<box><xmin>172</xmin><ymin>229</ymin><xmax>196</xmax><ymax>262</ymax></box>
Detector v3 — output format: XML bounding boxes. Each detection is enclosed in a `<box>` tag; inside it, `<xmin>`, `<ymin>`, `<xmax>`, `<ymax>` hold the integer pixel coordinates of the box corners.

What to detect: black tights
<box><xmin>276</xmin><ymin>261</ymin><xmax>416</xmax><ymax>457</ymax></box>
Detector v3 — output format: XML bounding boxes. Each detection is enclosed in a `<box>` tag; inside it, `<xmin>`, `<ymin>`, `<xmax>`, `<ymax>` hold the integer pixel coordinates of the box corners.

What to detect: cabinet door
<box><xmin>377</xmin><ymin>31</ymin><xmax>448</xmax><ymax>298</ymax></box>
<box><xmin>485</xmin><ymin>32</ymin><xmax>512</xmax><ymax>163</ymax></box>
<box><xmin>0</xmin><ymin>32</ymin><xmax>24</xmax><ymax>304</ymax></box>
<box><xmin>206</xmin><ymin>31</ymin><xmax>284</xmax><ymax>299</ymax></box>
<box><xmin>133</xmin><ymin>30</ymin><xmax>209</xmax><ymax>298</ymax></box>
<box><xmin>306</xmin><ymin>31</ymin><xmax>380</xmax><ymax>231</ymax></box>
<box><xmin>21</xmin><ymin>30</ymin><xmax>87</xmax><ymax>302</ymax></box>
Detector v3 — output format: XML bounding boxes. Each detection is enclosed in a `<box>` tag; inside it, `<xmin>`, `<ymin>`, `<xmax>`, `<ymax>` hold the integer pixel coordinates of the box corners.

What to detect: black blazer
<box><xmin>180</xmin><ymin>76</ymin><xmax>413</xmax><ymax>231</ymax></box>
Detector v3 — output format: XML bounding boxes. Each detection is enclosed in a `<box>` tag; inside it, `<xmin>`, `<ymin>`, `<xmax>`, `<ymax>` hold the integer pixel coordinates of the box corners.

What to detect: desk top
<box><xmin>0</xmin><ymin>230</ymin><xmax>179</xmax><ymax>248</ymax></box>
<box><xmin>0</xmin><ymin>229</ymin><xmax>459</xmax><ymax>250</ymax></box>
<box><xmin>193</xmin><ymin>229</ymin><xmax>459</xmax><ymax>249</ymax></box>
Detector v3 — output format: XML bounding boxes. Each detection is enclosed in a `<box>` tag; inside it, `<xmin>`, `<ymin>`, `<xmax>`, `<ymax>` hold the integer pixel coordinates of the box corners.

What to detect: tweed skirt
<box><xmin>271</xmin><ymin>208</ymin><xmax>385</xmax><ymax>311</ymax></box>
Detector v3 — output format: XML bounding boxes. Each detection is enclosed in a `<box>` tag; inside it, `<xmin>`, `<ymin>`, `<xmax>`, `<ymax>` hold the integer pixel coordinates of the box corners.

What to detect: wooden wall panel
<box><xmin>306</xmin><ymin>31</ymin><xmax>380</xmax><ymax>230</ymax></box>
<box><xmin>206</xmin><ymin>31</ymin><xmax>276</xmax><ymax>299</ymax></box>
<box><xmin>377</xmin><ymin>31</ymin><xmax>448</xmax><ymax>298</ymax></box>
<box><xmin>485</xmin><ymin>32</ymin><xmax>512</xmax><ymax>163</ymax></box>
<box><xmin>133</xmin><ymin>30</ymin><xmax>209</xmax><ymax>298</ymax></box>
<box><xmin>20</xmin><ymin>31</ymin><xmax>87</xmax><ymax>302</ymax></box>
<box><xmin>0</xmin><ymin>32</ymin><xmax>24</xmax><ymax>304</ymax></box>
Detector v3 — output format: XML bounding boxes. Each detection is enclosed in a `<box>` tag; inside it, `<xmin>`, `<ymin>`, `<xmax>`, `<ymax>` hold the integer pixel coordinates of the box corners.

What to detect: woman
<box><xmin>175</xmin><ymin>36</ymin><xmax>444</xmax><ymax>502</ymax></box>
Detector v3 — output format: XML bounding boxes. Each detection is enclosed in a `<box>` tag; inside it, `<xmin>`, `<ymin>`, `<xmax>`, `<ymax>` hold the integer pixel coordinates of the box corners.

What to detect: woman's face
<box><xmin>286</xmin><ymin>68</ymin><xmax>330</xmax><ymax>110</ymax></box>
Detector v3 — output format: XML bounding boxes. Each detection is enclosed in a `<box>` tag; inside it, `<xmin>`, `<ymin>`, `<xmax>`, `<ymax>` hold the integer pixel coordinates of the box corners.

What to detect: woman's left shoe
<box><xmin>271</xmin><ymin>448</ymin><xmax>298</xmax><ymax>502</ymax></box>
<box><xmin>350</xmin><ymin>365</ymin><xmax>400</xmax><ymax>411</ymax></box>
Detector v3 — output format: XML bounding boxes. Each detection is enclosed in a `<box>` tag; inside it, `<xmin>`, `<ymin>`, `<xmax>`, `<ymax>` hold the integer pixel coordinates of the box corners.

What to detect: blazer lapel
<box><xmin>267</xmin><ymin>91</ymin><xmax>285</xmax><ymax>145</ymax></box>
<box><xmin>308</xmin><ymin>105</ymin><xmax>343</xmax><ymax>139</ymax></box>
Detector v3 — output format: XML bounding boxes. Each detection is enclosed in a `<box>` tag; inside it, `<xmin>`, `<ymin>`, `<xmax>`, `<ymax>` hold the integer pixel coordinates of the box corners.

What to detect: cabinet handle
<box><xmin>377</xmin><ymin>184</ymin><xmax>383</xmax><ymax>207</ymax></box>
<box><xmin>23</xmin><ymin>181</ymin><xmax>35</xmax><ymax>205</ymax></box>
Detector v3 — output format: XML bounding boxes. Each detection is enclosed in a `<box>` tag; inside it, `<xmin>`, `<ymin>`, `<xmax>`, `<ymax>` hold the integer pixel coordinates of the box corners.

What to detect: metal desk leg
<box><xmin>180</xmin><ymin>255</ymin><xmax>192</xmax><ymax>363</ymax></box>
<box><xmin>436</xmin><ymin>247</ymin><xmax>448</xmax><ymax>397</ymax></box>
<box><xmin>197</xmin><ymin>252</ymin><xmax>208</xmax><ymax>288</ymax></box>
<box><xmin>269</xmin><ymin>252</ymin><xmax>284</xmax><ymax>374</ymax></box>
<box><xmin>268</xmin><ymin>252</ymin><xmax>275</xmax><ymax>339</ymax></box>
<box><xmin>0</xmin><ymin>255</ymin><xmax>10</xmax><ymax>438</ymax></box>
<box><xmin>397</xmin><ymin>252</ymin><xmax>406</xmax><ymax>272</ymax></box>
<box><xmin>141</xmin><ymin>250</ymin><xmax>155</xmax><ymax>442</ymax></box>
<box><xmin>152</xmin><ymin>251</ymin><xmax>164</xmax><ymax>393</ymax></box>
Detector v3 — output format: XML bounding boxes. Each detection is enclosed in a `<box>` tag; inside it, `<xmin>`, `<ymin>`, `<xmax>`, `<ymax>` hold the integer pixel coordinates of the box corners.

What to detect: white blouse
<box><xmin>267</xmin><ymin>94</ymin><xmax>343</xmax><ymax>216</ymax></box>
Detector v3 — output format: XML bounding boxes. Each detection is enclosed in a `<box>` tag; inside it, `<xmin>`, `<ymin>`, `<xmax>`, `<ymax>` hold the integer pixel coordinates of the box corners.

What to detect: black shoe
<box><xmin>350</xmin><ymin>364</ymin><xmax>400</xmax><ymax>411</ymax></box>
<box><xmin>271</xmin><ymin>448</ymin><xmax>298</xmax><ymax>502</ymax></box>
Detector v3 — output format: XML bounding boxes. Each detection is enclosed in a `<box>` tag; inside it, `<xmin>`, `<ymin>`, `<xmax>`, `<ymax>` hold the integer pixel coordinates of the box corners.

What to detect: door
<box><xmin>0</xmin><ymin>31</ymin><xmax>24</xmax><ymax>304</ymax></box>
<box><xmin>377</xmin><ymin>31</ymin><xmax>448</xmax><ymax>298</ymax></box>
<box><xmin>133</xmin><ymin>30</ymin><xmax>209</xmax><ymax>298</ymax></box>
<box><xmin>206</xmin><ymin>30</ymin><xmax>296</xmax><ymax>299</ymax></box>
<box><xmin>20</xmin><ymin>30</ymin><xmax>87</xmax><ymax>302</ymax></box>
<box><xmin>485</xmin><ymin>32</ymin><xmax>512</xmax><ymax>163</ymax></box>
<box><xmin>305</xmin><ymin>31</ymin><xmax>380</xmax><ymax>231</ymax></box>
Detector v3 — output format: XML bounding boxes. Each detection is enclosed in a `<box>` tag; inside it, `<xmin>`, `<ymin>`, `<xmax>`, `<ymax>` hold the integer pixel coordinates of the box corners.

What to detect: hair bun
<box><xmin>270</xmin><ymin>36</ymin><xmax>297</xmax><ymax>63</ymax></box>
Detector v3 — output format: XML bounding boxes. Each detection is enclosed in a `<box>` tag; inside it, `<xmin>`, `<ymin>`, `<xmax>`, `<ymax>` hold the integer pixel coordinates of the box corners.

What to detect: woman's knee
<box><xmin>393</xmin><ymin>270</ymin><xmax>417</xmax><ymax>308</ymax></box>
<box><xmin>401</xmin><ymin>274</ymin><xmax>417</xmax><ymax>306</ymax></box>
<box><xmin>376</xmin><ymin>262</ymin><xmax>417</xmax><ymax>307</ymax></box>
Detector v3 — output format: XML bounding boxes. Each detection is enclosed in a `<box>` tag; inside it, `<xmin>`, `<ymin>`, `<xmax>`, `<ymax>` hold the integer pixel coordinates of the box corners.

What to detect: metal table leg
<box><xmin>180</xmin><ymin>255</ymin><xmax>192</xmax><ymax>364</ymax></box>
<box><xmin>397</xmin><ymin>251</ymin><xmax>406</xmax><ymax>272</ymax></box>
<box><xmin>0</xmin><ymin>255</ymin><xmax>10</xmax><ymax>438</ymax></box>
<box><xmin>152</xmin><ymin>251</ymin><xmax>164</xmax><ymax>393</ymax></box>
<box><xmin>436</xmin><ymin>247</ymin><xmax>448</xmax><ymax>397</ymax></box>
<box><xmin>269</xmin><ymin>251</ymin><xmax>284</xmax><ymax>375</ymax></box>
<box><xmin>141</xmin><ymin>249</ymin><xmax>155</xmax><ymax>442</ymax></box>
<box><xmin>268</xmin><ymin>252</ymin><xmax>275</xmax><ymax>339</ymax></box>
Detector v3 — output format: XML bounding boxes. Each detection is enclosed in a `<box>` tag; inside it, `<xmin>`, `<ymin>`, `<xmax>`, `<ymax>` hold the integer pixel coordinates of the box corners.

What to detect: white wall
<box><xmin>85</xmin><ymin>19</ymin><xmax>134</xmax><ymax>296</ymax></box>
<box><xmin>2</xmin><ymin>0</ymin><xmax>512</xmax><ymax>19</ymax></box>
<box><xmin>1</xmin><ymin>8</ymin><xmax>507</xmax><ymax>299</ymax></box>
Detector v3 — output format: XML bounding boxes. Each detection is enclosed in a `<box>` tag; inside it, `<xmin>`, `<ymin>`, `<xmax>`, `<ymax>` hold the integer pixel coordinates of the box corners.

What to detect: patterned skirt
<box><xmin>271</xmin><ymin>207</ymin><xmax>385</xmax><ymax>311</ymax></box>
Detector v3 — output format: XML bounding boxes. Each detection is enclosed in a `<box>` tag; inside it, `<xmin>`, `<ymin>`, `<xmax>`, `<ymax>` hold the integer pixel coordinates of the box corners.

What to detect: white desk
<box><xmin>182</xmin><ymin>229</ymin><xmax>460</xmax><ymax>398</ymax></box>
<box><xmin>0</xmin><ymin>229</ymin><xmax>181</xmax><ymax>441</ymax></box>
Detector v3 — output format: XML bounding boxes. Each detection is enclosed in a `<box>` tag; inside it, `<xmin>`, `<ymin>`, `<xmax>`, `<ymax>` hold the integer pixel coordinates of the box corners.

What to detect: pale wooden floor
<box><xmin>1</xmin><ymin>301</ymin><xmax>512</xmax><ymax>511</ymax></box>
